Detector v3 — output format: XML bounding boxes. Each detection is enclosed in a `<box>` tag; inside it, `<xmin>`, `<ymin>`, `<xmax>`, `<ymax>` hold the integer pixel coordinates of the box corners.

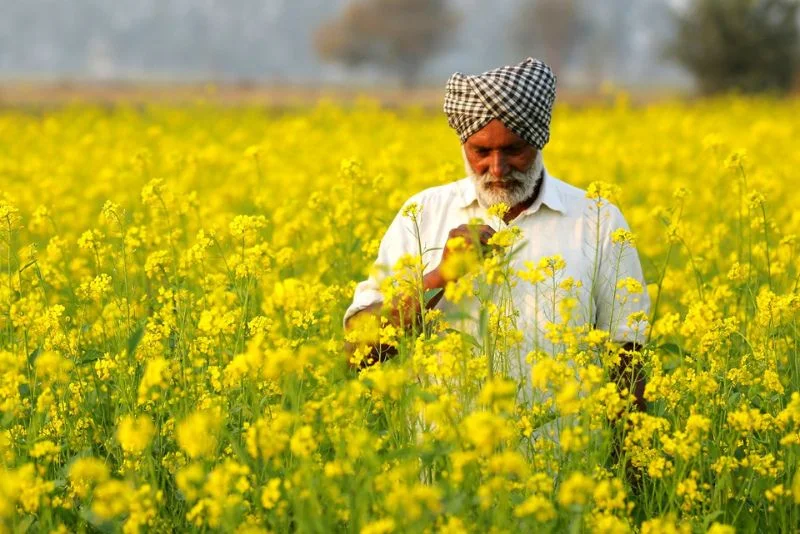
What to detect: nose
<box><xmin>489</xmin><ymin>152</ymin><xmax>508</xmax><ymax>179</ymax></box>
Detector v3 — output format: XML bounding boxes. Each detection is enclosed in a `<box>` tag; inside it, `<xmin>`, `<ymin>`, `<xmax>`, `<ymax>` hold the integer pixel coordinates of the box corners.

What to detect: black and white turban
<box><xmin>443</xmin><ymin>58</ymin><xmax>557</xmax><ymax>149</ymax></box>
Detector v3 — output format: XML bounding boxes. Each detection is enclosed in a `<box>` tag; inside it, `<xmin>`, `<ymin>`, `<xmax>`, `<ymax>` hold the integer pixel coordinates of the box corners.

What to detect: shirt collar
<box><xmin>456</xmin><ymin>167</ymin><xmax>567</xmax><ymax>215</ymax></box>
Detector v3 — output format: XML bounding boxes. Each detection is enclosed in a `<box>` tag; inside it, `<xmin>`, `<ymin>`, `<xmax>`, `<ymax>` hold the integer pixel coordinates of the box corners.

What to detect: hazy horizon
<box><xmin>0</xmin><ymin>0</ymin><xmax>691</xmax><ymax>88</ymax></box>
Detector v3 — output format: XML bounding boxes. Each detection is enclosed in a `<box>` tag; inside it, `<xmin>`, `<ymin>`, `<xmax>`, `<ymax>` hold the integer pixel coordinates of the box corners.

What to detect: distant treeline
<box><xmin>1</xmin><ymin>0</ymin><xmax>797</xmax><ymax>93</ymax></box>
<box><xmin>0</xmin><ymin>0</ymin><xmax>679</xmax><ymax>87</ymax></box>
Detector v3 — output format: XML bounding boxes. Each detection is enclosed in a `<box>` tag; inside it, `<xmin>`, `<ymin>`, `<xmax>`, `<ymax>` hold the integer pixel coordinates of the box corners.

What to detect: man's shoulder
<box><xmin>547</xmin><ymin>173</ymin><xmax>627</xmax><ymax>221</ymax></box>
<box><xmin>401</xmin><ymin>177</ymin><xmax>472</xmax><ymax>211</ymax></box>
<box><xmin>547</xmin><ymin>173</ymin><xmax>587</xmax><ymax>211</ymax></box>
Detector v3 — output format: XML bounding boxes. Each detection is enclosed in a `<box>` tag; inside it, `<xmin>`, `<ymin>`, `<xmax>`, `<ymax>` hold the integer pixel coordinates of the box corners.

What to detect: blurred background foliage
<box><xmin>1</xmin><ymin>0</ymin><xmax>798</xmax><ymax>96</ymax></box>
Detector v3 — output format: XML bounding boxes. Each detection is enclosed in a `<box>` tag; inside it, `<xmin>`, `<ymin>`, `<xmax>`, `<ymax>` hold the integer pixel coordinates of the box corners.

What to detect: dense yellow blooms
<box><xmin>0</xmin><ymin>96</ymin><xmax>799</xmax><ymax>531</ymax></box>
<box><xmin>176</xmin><ymin>408</ymin><xmax>223</xmax><ymax>459</ymax></box>
<box><xmin>117</xmin><ymin>414</ymin><xmax>156</xmax><ymax>455</ymax></box>
<box><xmin>68</xmin><ymin>456</ymin><xmax>110</xmax><ymax>498</ymax></box>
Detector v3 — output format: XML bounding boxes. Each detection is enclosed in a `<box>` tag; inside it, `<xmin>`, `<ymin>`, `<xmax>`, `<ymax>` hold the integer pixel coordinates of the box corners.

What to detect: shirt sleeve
<box><xmin>593</xmin><ymin>203</ymin><xmax>650</xmax><ymax>345</ymax></box>
<box><xmin>342</xmin><ymin>200</ymin><xmax>421</xmax><ymax>328</ymax></box>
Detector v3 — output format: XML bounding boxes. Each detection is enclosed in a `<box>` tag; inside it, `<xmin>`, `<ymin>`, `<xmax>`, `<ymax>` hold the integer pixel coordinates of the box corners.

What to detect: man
<box><xmin>344</xmin><ymin>58</ymin><xmax>649</xmax><ymax>414</ymax></box>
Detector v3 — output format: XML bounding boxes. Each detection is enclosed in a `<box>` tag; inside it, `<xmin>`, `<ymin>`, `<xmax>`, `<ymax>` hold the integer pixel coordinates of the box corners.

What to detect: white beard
<box><xmin>462</xmin><ymin>147</ymin><xmax>544</xmax><ymax>209</ymax></box>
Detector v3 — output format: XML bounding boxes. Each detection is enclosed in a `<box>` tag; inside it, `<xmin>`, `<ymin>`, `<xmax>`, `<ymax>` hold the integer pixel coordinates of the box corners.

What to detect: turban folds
<box><xmin>443</xmin><ymin>58</ymin><xmax>557</xmax><ymax>149</ymax></box>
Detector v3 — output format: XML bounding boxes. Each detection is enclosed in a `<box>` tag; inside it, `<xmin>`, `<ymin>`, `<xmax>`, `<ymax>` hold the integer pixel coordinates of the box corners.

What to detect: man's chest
<box><xmin>416</xmin><ymin>207</ymin><xmax>596</xmax><ymax>286</ymax></box>
<box><xmin>414</xmin><ymin>206</ymin><xmax>603</xmax><ymax>345</ymax></box>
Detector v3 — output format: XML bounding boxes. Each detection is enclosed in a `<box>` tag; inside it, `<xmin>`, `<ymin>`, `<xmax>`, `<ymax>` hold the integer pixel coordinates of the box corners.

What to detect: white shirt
<box><xmin>345</xmin><ymin>168</ymin><xmax>650</xmax><ymax>375</ymax></box>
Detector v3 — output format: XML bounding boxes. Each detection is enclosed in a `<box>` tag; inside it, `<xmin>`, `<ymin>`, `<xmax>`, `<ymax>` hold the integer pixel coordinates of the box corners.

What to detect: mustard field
<box><xmin>1</xmin><ymin>97</ymin><xmax>800</xmax><ymax>533</ymax></box>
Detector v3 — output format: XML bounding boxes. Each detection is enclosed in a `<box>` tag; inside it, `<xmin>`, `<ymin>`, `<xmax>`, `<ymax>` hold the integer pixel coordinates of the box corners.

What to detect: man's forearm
<box><xmin>608</xmin><ymin>341</ymin><xmax>646</xmax><ymax>492</ymax></box>
<box><xmin>344</xmin><ymin>269</ymin><xmax>446</xmax><ymax>369</ymax></box>
<box><xmin>353</xmin><ymin>270</ymin><xmax>445</xmax><ymax>329</ymax></box>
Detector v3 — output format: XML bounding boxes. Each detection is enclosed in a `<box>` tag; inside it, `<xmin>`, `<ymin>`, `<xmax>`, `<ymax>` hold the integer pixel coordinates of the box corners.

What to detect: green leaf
<box><xmin>702</xmin><ymin>510</ymin><xmax>724</xmax><ymax>530</ymax></box>
<box><xmin>424</xmin><ymin>288</ymin><xmax>443</xmax><ymax>305</ymax></box>
<box><xmin>79</xmin><ymin>505</ymin><xmax>118</xmax><ymax>534</ymax></box>
<box><xmin>415</xmin><ymin>389</ymin><xmax>438</xmax><ymax>403</ymax></box>
<box><xmin>127</xmin><ymin>322</ymin><xmax>146</xmax><ymax>358</ymax></box>
<box><xmin>440</xmin><ymin>328</ymin><xmax>482</xmax><ymax>349</ymax></box>
<box><xmin>658</xmin><ymin>342</ymin><xmax>684</xmax><ymax>355</ymax></box>
<box><xmin>16</xmin><ymin>517</ymin><xmax>34</xmax><ymax>532</ymax></box>
<box><xmin>443</xmin><ymin>311</ymin><xmax>475</xmax><ymax>322</ymax></box>
<box><xmin>27</xmin><ymin>345</ymin><xmax>42</xmax><ymax>365</ymax></box>
<box><xmin>459</xmin><ymin>332</ymin><xmax>483</xmax><ymax>350</ymax></box>
<box><xmin>78</xmin><ymin>348</ymin><xmax>104</xmax><ymax>365</ymax></box>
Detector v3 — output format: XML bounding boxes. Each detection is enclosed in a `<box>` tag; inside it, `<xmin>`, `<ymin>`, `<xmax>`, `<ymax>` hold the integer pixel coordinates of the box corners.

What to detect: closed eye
<box><xmin>505</xmin><ymin>144</ymin><xmax>527</xmax><ymax>155</ymax></box>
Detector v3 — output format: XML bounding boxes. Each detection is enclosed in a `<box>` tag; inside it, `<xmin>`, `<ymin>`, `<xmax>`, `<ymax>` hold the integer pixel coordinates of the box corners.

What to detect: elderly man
<box><xmin>344</xmin><ymin>58</ymin><xmax>649</xmax><ymax>413</ymax></box>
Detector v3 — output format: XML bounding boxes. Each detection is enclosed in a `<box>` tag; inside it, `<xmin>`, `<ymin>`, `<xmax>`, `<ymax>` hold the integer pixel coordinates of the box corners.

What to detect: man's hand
<box><xmin>608</xmin><ymin>342</ymin><xmax>646</xmax><ymax>493</ymax></box>
<box><xmin>432</xmin><ymin>224</ymin><xmax>497</xmax><ymax>284</ymax></box>
<box><xmin>344</xmin><ymin>224</ymin><xmax>496</xmax><ymax>371</ymax></box>
<box><xmin>611</xmin><ymin>342</ymin><xmax>646</xmax><ymax>415</ymax></box>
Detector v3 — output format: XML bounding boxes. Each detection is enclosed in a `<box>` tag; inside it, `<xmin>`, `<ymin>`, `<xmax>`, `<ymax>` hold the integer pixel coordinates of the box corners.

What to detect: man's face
<box><xmin>463</xmin><ymin>119</ymin><xmax>538</xmax><ymax>179</ymax></box>
<box><xmin>462</xmin><ymin>119</ymin><xmax>541</xmax><ymax>208</ymax></box>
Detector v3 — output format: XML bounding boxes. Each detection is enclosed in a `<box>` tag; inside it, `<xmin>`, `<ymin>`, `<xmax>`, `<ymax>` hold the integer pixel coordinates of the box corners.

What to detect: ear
<box><xmin>461</xmin><ymin>145</ymin><xmax>475</xmax><ymax>176</ymax></box>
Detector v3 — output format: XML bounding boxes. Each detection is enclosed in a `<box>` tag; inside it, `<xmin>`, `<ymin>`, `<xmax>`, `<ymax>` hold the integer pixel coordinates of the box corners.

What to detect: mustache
<box><xmin>462</xmin><ymin>146</ymin><xmax>545</xmax><ymax>209</ymax></box>
<box><xmin>475</xmin><ymin>171</ymin><xmax>528</xmax><ymax>187</ymax></box>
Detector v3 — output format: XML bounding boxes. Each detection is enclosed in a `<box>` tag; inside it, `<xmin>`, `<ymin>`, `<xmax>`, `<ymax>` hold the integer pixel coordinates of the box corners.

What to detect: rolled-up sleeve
<box><xmin>343</xmin><ymin>201</ymin><xmax>419</xmax><ymax>327</ymax></box>
<box><xmin>343</xmin><ymin>278</ymin><xmax>384</xmax><ymax>327</ymax></box>
<box><xmin>593</xmin><ymin>203</ymin><xmax>650</xmax><ymax>345</ymax></box>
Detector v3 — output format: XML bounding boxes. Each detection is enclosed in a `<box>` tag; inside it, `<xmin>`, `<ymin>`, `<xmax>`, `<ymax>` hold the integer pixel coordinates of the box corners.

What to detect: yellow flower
<box><xmin>487</xmin><ymin>226</ymin><xmax>521</xmax><ymax>248</ymax></box>
<box><xmin>68</xmin><ymin>457</ymin><xmax>110</xmax><ymax>498</ymax></box>
<box><xmin>176</xmin><ymin>462</ymin><xmax>206</xmax><ymax>502</ymax></box>
<box><xmin>611</xmin><ymin>228</ymin><xmax>636</xmax><ymax>246</ymax></box>
<box><xmin>557</xmin><ymin>472</ymin><xmax>595</xmax><ymax>508</ymax></box>
<box><xmin>229</xmin><ymin>214</ymin><xmax>267</xmax><ymax>243</ymax></box>
<box><xmin>246</xmin><ymin>411</ymin><xmax>294</xmax><ymax>461</ymax></box>
<box><xmin>92</xmin><ymin>480</ymin><xmax>131</xmax><ymax>520</ymax></box>
<box><xmin>538</xmin><ymin>254</ymin><xmax>566</xmax><ymax>277</ymax></box>
<box><xmin>513</xmin><ymin>493</ymin><xmax>556</xmax><ymax>521</ymax></box>
<box><xmin>29</xmin><ymin>440</ymin><xmax>60</xmax><ymax>462</ymax></box>
<box><xmin>585</xmin><ymin>181</ymin><xmax>620</xmax><ymax>203</ymax></box>
<box><xmin>117</xmin><ymin>415</ymin><xmax>156</xmax><ymax>455</ymax></box>
<box><xmin>401</xmin><ymin>202</ymin><xmax>421</xmax><ymax>219</ymax></box>
<box><xmin>592</xmin><ymin>478</ymin><xmax>627</xmax><ymax>512</ymax></box>
<box><xmin>137</xmin><ymin>357</ymin><xmax>172</xmax><ymax>404</ymax></box>
<box><xmin>34</xmin><ymin>351</ymin><xmax>73</xmax><ymax>384</ymax></box>
<box><xmin>177</xmin><ymin>409</ymin><xmax>223</xmax><ymax>459</ymax></box>
<box><xmin>360</xmin><ymin>518</ymin><xmax>395</xmax><ymax>534</ymax></box>
<box><xmin>519</xmin><ymin>261</ymin><xmax>545</xmax><ymax>284</ymax></box>
<box><xmin>641</xmin><ymin>513</ymin><xmax>691</xmax><ymax>534</ymax></box>
<box><xmin>289</xmin><ymin>425</ymin><xmax>317</xmax><ymax>458</ymax></box>
<box><xmin>707</xmin><ymin>523</ymin><xmax>736</xmax><ymax>534</ymax></box>
<box><xmin>2</xmin><ymin>464</ymin><xmax>55</xmax><ymax>514</ymax></box>
<box><xmin>560</xmin><ymin>426</ymin><xmax>588</xmax><ymax>453</ymax></box>
<box><xmin>486</xmin><ymin>202</ymin><xmax>510</xmax><ymax>220</ymax></box>
<box><xmin>77</xmin><ymin>228</ymin><xmax>105</xmax><ymax>251</ymax></box>
<box><xmin>460</xmin><ymin>411</ymin><xmax>515</xmax><ymax>456</ymax></box>
<box><xmin>793</xmin><ymin>470</ymin><xmax>800</xmax><ymax>504</ymax></box>
<box><xmin>260</xmin><ymin>478</ymin><xmax>282</xmax><ymax>509</ymax></box>
<box><xmin>477</xmin><ymin>377</ymin><xmax>517</xmax><ymax>413</ymax></box>
<box><xmin>616</xmin><ymin>276</ymin><xmax>643</xmax><ymax>294</ymax></box>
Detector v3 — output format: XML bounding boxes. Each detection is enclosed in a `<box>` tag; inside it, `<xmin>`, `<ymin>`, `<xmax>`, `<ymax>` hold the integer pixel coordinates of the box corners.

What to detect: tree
<box><xmin>512</xmin><ymin>0</ymin><xmax>587</xmax><ymax>78</ymax></box>
<box><xmin>314</xmin><ymin>0</ymin><xmax>459</xmax><ymax>87</ymax></box>
<box><xmin>668</xmin><ymin>0</ymin><xmax>800</xmax><ymax>94</ymax></box>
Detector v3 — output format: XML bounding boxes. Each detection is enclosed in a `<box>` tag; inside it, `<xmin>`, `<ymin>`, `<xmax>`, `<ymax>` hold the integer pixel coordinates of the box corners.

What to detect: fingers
<box><xmin>446</xmin><ymin>224</ymin><xmax>497</xmax><ymax>254</ymax></box>
<box><xmin>439</xmin><ymin>224</ymin><xmax>501</xmax><ymax>282</ymax></box>
<box><xmin>477</xmin><ymin>227</ymin><xmax>495</xmax><ymax>245</ymax></box>
<box><xmin>450</xmin><ymin>224</ymin><xmax>495</xmax><ymax>244</ymax></box>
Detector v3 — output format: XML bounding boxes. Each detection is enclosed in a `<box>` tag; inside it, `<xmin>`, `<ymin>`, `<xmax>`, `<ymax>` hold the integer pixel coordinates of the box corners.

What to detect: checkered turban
<box><xmin>443</xmin><ymin>58</ymin><xmax>557</xmax><ymax>149</ymax></box>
